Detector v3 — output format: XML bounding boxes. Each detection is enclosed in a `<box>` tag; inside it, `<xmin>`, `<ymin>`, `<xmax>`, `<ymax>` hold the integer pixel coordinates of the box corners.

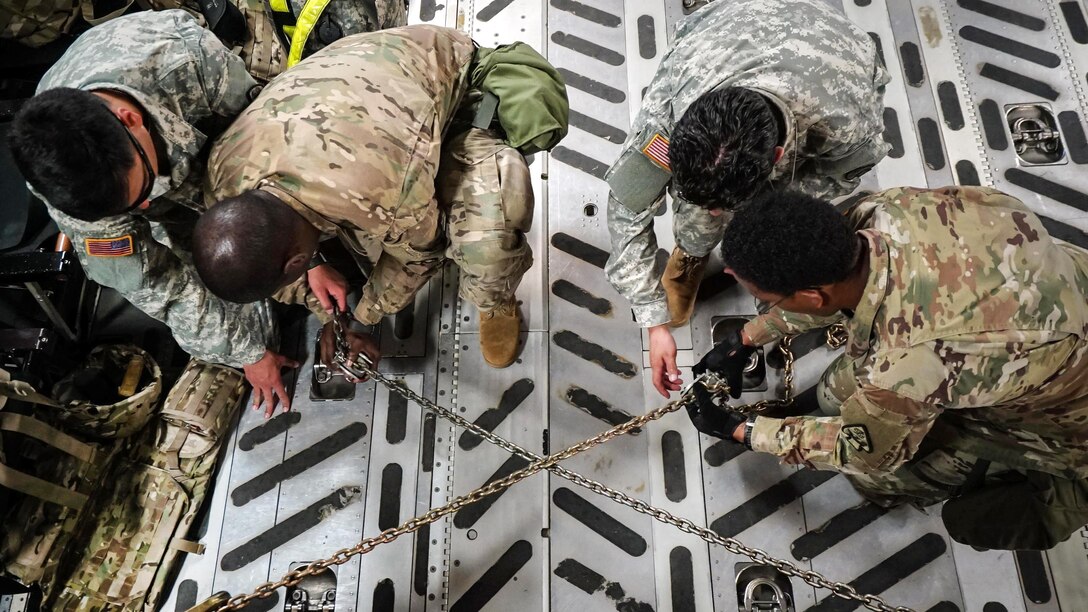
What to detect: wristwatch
<box><xmin>308</xmin><ymin>251</ymin><xmax>328</xmax><ymax>270</ymax></box>
<box><xmin>742</xmin><ymin>416</ymin><xmax>757</xmax><ymax>450</ymax></box>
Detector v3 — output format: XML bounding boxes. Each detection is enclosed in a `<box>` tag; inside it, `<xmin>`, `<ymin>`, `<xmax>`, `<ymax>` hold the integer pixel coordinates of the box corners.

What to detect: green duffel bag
<box><xmin>469</xmin><ymin>41</ymin><xmax>569</xmax><ymax>155</ymax></box>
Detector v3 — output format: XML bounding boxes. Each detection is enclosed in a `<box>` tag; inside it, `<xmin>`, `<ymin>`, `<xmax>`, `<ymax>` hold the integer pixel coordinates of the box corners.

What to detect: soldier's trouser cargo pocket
<box><xmin>942</xmin><ymin>471</ymin><xmax>1088</xmax><ymax>550</ymax></box>
<box><xmin>439</xmin><ymin>127</ymin><xmax>534</xmax><ymax>311</ymax></box>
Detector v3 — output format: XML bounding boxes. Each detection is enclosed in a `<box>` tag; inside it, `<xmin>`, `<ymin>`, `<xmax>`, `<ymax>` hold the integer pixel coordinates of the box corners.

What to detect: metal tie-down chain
<box><xmin>201</xmin><ymin>318</ymin><xmax>909</xmax><ymax>612</ymax></box>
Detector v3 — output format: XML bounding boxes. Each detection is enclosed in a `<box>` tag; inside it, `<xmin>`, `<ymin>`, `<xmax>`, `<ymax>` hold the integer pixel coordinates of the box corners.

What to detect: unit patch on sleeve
<box><xmin>641</xmin><ymin>133</ymin><xmax>671</xmax><ymax>171</ymax></box>
<box><xmin>842</xmin><ymin>424</ymin><xmax>873</xmax><ymax>453</ymax></box>
<box><xmin>85</xmin><ymin>235</ymin><xmax>134</xmax><ymax>257</ymax></box>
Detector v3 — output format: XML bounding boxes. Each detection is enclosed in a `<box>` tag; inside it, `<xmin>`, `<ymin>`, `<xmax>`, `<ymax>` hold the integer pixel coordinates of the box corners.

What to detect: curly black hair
<box><xmin>670</xmin><ymin>87</ymin><xmax>779</xmax><ymax>210</ymax></box>
<box><xmin>720</xmin><ymin>190</ymin><xmax>858</xmax><ymax>295</ymax></box>
<box><xmin>9</xmin><ymin>88</ymin><xmax>134</xmax><ymax>221</ymax></box>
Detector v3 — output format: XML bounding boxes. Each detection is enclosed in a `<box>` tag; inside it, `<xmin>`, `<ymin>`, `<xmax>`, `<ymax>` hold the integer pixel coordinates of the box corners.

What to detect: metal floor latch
<box><xmin>736</xmin><ymin>563</ymin><xmax>795</xmax><ymax>612</ymax></box>
<box><xmin>284</xmin><ymin>565</ymin><xmax>337</xmax><ymax>612</ymax></box>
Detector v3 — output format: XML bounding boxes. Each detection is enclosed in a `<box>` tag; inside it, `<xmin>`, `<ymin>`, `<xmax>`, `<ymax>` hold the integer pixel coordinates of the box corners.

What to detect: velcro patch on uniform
<box><xmin>641</xmin><ymin>133</ymin><xmax>670</xmax><ymax>171</ymax></box>
<box><xmin>85</xmin><ymin>235</ymin><xmax>134</xmax><ymax>257</ymax></box>
<box><xmin>842</xmin><ymin>424</ymin><xmax>873</xmax><ymax>453</ymax></box>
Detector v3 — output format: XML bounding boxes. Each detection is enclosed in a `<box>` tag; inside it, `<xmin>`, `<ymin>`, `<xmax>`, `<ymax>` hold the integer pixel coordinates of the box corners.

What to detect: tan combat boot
<box><xmin>661</xmin><ymin>247</ymin><xmax>708</xmax><ymax>327</ymax></box>
<box><xmin>479</xmin><ymin>301</ymin><xmax>521</xmax><ymax>368</ymax></box>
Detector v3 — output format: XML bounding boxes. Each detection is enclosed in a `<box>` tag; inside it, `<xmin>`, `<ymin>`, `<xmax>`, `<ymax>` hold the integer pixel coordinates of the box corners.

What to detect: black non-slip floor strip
<box><xmin>711</xmin><ymin>470</ymin><xmax>837</xmax><ymax>539</ymax></box>
<box><xmin>553</xmin><ymin>487</ymin><xmax>648</xmax><ymax>556</ymax></box>
<box><xmin>221</xmin><ymin>487</ymin><xmax>360</xmax><ymax>571</ymax></box>
<box><xmin>552</xmin><ymin>330</ymin><xmax>639</xmax><ymax>379</ymax></box>
<box><xmin>459</xmin><ymin>378</ymin><xmax>535</xmax><ymax>451</ymax></box>
<box><xmin>231</xmin><ymin>422</ymin><xmax>368</xmax><ymax>506</ymax></box>
<box><xmin>450</xmin><ymin>540</ymin><xmax>534</xmax><ymax>612</ymax></box>
<box><xmin>238</xmin><ymin>411</ymin><xmax>301</xmax><ymax>451</ymax></box>
<box><xmin>549</xmin><ymin>0</ymin><xmax>621</xmax><ymax>28</ymax></box>
<box><xmin>805</xmin><ymin>533</ymin><xmax>948</xmax><ymax>612</ymax></box>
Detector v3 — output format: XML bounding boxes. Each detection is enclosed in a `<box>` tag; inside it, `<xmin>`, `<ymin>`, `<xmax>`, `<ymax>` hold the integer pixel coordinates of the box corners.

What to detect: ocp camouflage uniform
<box><xmin>206</xmin><ymin>26</ymin><xmax>534</xmax><ymax>325</ymax></box>
<box><xmin>35</xmin><ymin>11</ymin><xmax>277</xmax><ymax>367</ymax></box>
<box><xmin>606</xmin><ymin>0</ymin><xmax>890</xmax><ymax>327</ymax></box>
<box><xmin>743</xmin><ymin>188</ymin><xmax>1088</xmax><ymax>523</ymax></box>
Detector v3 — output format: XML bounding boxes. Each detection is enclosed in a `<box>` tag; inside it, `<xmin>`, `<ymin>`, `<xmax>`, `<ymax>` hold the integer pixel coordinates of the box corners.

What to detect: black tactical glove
<box><xmin>686</xmin><ymin>383</ymin><xmax>748</xmax><ymax>441</ymax></box>
<box><xmin>692</xmin><ymin>329</ymin><xmax>756</xmax><ymax>399</ymax></box>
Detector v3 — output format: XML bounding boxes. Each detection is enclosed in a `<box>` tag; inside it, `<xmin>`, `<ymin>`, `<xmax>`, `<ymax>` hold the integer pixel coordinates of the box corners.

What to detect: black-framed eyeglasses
<box><xmin>756</xmin><ymin>295</ymin><xmax>789</xmax><ymax>315</ymax></box>
<box><xmin>110</xmin><ymin>112</ymin><xmax>155</xmax><ymax>213</ymax></box>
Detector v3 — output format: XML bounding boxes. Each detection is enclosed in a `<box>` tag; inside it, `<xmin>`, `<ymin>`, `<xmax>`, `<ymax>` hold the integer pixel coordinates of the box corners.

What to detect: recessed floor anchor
<box><xmin>711</xmin><ymin>316</ymin><xmax>767</xmax><ymax>391</ymax></box>
<box><xmin>735</xmin><ymin>563</ymin><xmax>795</xmax><ymax>612</ymax></box>
<box><xmin>1007</xmin><ymin>104</ymin><xmax>1065</xmax><ymax>165</ymax></box>
<box><xmin>284</xmin><ymin>565</ymin><xmax>337</xmax><ymax>611</ymax></box>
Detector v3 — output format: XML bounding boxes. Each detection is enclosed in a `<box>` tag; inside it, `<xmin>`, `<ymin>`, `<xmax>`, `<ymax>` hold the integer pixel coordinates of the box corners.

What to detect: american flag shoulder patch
<box><xmin>641</xmin><ymin>133</ymin><xmax>670</xmax><ymax>171</ymax></box>
<box><xmin>85</xmin><ymin>235</ymin><xmax>134</xmax><ymax>257</ymax></box>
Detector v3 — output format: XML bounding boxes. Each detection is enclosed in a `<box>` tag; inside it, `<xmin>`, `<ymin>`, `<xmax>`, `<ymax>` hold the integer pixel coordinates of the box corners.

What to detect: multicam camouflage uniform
<box><xmin>606</xmin><ymin>0</ymin><xmax>890</xmax><ymax>327</ymax></box>
<box><xmin>206</xmin><ymin>26</ymin><xmax>534</xmax><ymax>325</ymax></box>
<box><xmin>36</xmin><ymin>11</ymin><xmax>277</xmax><ymax>367</ymax></box>
<box><xmin>742</xmin><ymin>188</ymin><xmax>1088</xmax><ymax>507</ymax></box>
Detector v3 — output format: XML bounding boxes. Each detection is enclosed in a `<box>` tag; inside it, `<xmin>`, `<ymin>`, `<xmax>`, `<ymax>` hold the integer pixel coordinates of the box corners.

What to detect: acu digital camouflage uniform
<box><xmin>35</xmin><ymin>11</ymin><xmax>277</xmax><ymax>367</ymax></box>
<box><xmin>206</xmin><ymin>25</ymin><xmax>534</xmax><ymax>325</ymax></box>
<box><xmin>606</xmin><ymin>0</ymin><xmax>890</xmax><ymax>328</ymax></box>
<box><xmin>279</xmin><ymin>0</ymin><xmax>407</xmax><ymax>59</ymax></box>
<box><xmin>742</xmin><ymin>188</ymin><xmax>1088</xmax><ymax>523</ymax></box>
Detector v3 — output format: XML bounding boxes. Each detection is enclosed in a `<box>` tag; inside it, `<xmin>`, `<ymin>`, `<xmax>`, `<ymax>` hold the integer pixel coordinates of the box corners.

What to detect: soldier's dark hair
<box><xmin>193</xmin><ymin>191</ymin><xmax>298</xmax><ymax>303</ymax></box>
<box><xmin>671</xmin><ymin>87</ymin><xmax>779</xmax><ymax>210</ymax></box>
<box><xmin>8</xmin><ymin>88</ymin><xmax>134</xmax><ymax>221</ymax></box>
<box><xmin>721</xmin><ymin>190</ymin><xmax>858</xmax><ymax>295</ymax></box>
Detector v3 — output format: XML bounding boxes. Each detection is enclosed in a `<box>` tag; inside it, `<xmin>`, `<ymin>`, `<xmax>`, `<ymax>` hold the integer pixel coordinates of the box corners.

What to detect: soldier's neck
<box><xmin>834</xmin><ymin>236</ymin><xmax>871</xmax><ymax>316</ymax></box>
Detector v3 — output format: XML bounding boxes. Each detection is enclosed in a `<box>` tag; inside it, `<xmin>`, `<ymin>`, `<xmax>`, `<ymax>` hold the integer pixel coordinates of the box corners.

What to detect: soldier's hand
<box><xmin>319</xmin><ymin>321</ymin><xmax>381</xmax><ymax>382</ymax></box>
<box><xmin>686</xmin><ymin>383</ymin><xmax>748</xmax><ymax>441</ymax></box>
<box><xmin>693</xmin><ymin>329</ymin><xmax>755</xmax><ymax>399</ymax></box>
<box><xmin>648</xmin><ymin>325</ymin><xmax>682</xmax><ymax>398</ymax></box>
<box><xmin>243</xmin><ymin>349</ymin><xmax>300</xmax><ymax>418</ymax></box>
<box><xmin>307</xmin><ymin>263</ymin><xmax>348</xmax><ymax>314</ymax></box>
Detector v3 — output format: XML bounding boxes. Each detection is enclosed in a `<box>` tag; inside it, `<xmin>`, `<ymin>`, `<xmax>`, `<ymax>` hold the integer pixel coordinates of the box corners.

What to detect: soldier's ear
<box><xmin>282</xmin><ymin>250</ymin><xmax>311</xmax><ymax>282</ymax></box>
<box><xmin>794</xmin><ymin>287</ymin><xmax>831</xmax><ymax>310</ymax></box>
<box><xmin>773</xmin><ymin>146</ymin><xmax>785</xmax><ymax>164</ymax></box>
<box><xmin>115</xmin><ymin>106</ymin><xmax>142</xmax><ymax>129</ymax></box>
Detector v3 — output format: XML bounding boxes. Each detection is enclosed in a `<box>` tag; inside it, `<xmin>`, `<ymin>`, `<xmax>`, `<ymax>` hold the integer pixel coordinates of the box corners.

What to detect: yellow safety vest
<box><xmin>265</xmin><ymin>0</ymin><xmax>334</xmax><ymax>66</ymax></box>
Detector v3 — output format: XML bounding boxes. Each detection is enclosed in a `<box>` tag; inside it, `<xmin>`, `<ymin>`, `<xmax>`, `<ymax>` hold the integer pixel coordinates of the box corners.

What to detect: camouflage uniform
<box><xmin>743</xmin><ymin>188</ymin><xmax>1088</xmax><ymax>503</ymax></box>
<box><xmin>284</xmin><ymin>0</ymin><xmax>408</xmax><ymax>58</ymax></box>
<box><xmin>206</xmin><ymin>26</ymin><xmax>534</xmax><ymax>324</ymax></box>
<box><xmin>36</xmin><ymin>11</ymin><xmax>277</xmax><ymax>367</ymax></box>
<box><xmin>605</xmin><ymin>0</ymin><xmax>890</xmax><ymax>327</ymax></box>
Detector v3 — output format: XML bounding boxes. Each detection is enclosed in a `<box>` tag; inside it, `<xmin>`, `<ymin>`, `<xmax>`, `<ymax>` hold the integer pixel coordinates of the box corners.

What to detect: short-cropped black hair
<box><xmin>193</xmin><ymin>191</ymin><xmax>295</xmax><ymax>303</ymax></box>
<box><xmin>9</xmin><ymin>88</ymin><xmax>134</xmax><ymax>220</ymax></box>
<box><xmin>721</xmin><ymin>190</ymin><xmax>858</xmax><ymax>295</ymax></box>
<box><xmin>670</xmin><ymin>87</ymin><xmax>779</xmax><ymax>210</ymax></box>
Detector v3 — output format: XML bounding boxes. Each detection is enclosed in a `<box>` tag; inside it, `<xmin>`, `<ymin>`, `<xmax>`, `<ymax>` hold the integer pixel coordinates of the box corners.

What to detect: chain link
<box><xmin>212</xmin><ymin>325</ymin><xmax>912</xmax><ymax>612</ymax></box>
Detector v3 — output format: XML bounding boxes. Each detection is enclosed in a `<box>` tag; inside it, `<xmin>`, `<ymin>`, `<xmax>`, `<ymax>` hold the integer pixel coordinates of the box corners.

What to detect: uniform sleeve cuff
<box><xmin>749</xmin><ymin>416</ymin><xmax>784</xmax><ymax>454</ymax></box>
<box><xmin>631</xmin><ymin>300</ymin><xmax>672</xmax><ymax>328</ymax></box>
<box><xmin>232</xmin><ymin>344</ymin><xmax>270</xmax><ymax>368</ymax></box>
<box><xmin>743</xmin><ymin>316</ymin><xmax>784</xmax><ymax>346</ymax></box>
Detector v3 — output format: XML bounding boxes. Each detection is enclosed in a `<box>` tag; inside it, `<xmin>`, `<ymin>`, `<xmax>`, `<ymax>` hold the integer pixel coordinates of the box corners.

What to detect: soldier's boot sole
<box><xmin>661</xmin><ymin>247</ymin><xmax>708</xmax><ymax>328</ymax></box>
<box><xmin>479</xmin><ymin>302</ymin><xmax>521</xmax><ymax>368</ymax></box>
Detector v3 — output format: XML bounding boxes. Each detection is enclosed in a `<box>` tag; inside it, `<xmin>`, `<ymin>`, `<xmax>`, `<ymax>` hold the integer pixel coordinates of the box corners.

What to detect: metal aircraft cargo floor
<box><xmin>164</xmin><ymin>0</ymin><xmax>1088</xmax><ymax>610</ymax></box>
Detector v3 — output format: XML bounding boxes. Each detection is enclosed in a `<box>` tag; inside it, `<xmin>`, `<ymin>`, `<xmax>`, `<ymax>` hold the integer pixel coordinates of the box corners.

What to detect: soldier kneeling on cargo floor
<box><xmin>193</xmin><ymin>25</ymin><xmax>545</xmax><ymax>371</ymax></box>
<box><xmin>686</xmin><ymin>186</ymin><xmax>1088</xmax><ymax>551</ymax></box>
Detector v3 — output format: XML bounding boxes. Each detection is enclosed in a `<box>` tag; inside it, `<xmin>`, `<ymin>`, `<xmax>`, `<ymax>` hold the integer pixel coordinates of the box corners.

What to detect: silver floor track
<box><xmin>164</xmin><ymin>1</ymin><xmax>1088</xmax><ymax>610</ymax></box>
